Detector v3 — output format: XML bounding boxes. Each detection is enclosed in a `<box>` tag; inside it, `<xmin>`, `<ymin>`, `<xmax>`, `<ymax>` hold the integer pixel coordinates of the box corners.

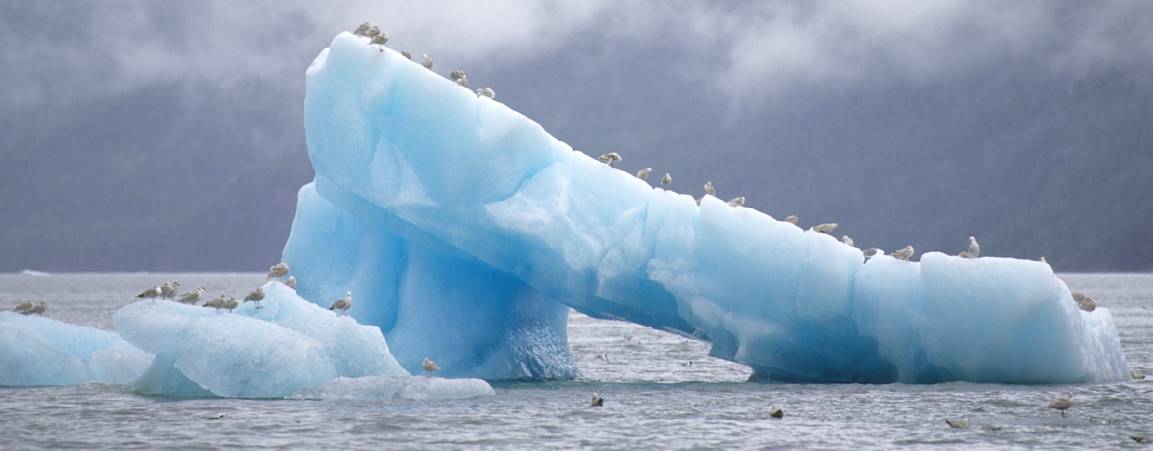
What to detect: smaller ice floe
<box><xmin>18</xmin><ymin>269</ymin><xmax>50</xmax><ymax>276</ymax></box>
<box><xmin>289</xmin><ymin>375</ymin><xmax>494</xmax><ymax>401</ymax></box>
<box><xmin>0</xmin><ymin>312</ymin><xmax>151</xmax><ymax>386</ymax></box>
<box><xmin>113</xmin><ymin>282</ymin><xmax>474</xmax><ymax>398</ymax></box>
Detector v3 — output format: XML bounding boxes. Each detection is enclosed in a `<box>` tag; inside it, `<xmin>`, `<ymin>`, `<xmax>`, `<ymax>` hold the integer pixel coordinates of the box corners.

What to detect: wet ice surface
<box><xmin>1</xmin><ymin>273</ymin><xmax>1151</xmax><ymax>449</ymax></box>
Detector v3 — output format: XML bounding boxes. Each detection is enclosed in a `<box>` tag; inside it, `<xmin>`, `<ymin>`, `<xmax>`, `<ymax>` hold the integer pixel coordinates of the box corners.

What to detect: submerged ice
<box><xmin>279</xmin><ymin>32</ymin><xmax>1128</xmax><ymax>383</ymax></box>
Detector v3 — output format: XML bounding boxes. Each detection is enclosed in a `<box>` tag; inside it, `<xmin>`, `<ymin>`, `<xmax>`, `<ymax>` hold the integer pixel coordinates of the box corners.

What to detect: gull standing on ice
<box><xmin>137</xmin><ymin>285</ymin><xmax>162</xmax><ymax>301</ymax></box>
<box><xmin>179</xmin><ymin>287</ymin><xmax>205</xmax><ymax>305</ymax></box>
<box><xmin>1072</xmin><ymin>292</ymin><xmax>1097</xmax><ymax>312</ymax></box>
<box><xmin>285</xmin><ymin>275</ymin><xmax>297</xmax><ymax>289</ymax></box>
<box><xmin>222</xmin><ymin>297</ymin><xmax>240</xmax><ymax>313</ymax></box>
<box><xmin>727</xmin><ymin>196</ymin><xmax>745</xmax><ymax>207</ymax></box>
<box><xmin>784</xmin><ymin>215</ymin><xmax>798</xmax><ymax>225</ymax></box>
<box><xmin>703</xmin><ymin>181</ymin><xmax>716</xmax><ymax>197</ymax></box>
<box><xmin>597</xmin><ymin>152</ymin><xmax>622</xmax><ymax>167</ymax></box>
<box><xmin>422</xmin><ymin>357</ymin><xmax>440</xmax><ymax>374</ymax></box>
<box><xmin>370</xmin><ymin>33</ymin><xmax>388</xmax><ymax>51</ymax></box>
<box><xmin>892</xmin><ymin>246</ymin><xmax>915</xmax><ymax>261</ymax></box>
<box><xmin>841</xmin><ymin>235</ymin><xmax>855</xmax><ymax>247</ymax></box>
<box><xmin>958</xmin><ymin>236</ymin><xmax>980</xmax><ymax>258</ymax></box>
<box><xmin>400</xmin><ymin>49</ymin><xmax>412</xmax><ymax>60</ymax></box>
<box><xmin>862</xmin><ymin>248</ymin><xmax>884</xmax><ymax>261</ymax></box>
<box><xmin>1049</xmin><ymin>393</ymin><xmax>1072</xmax><ymax>417</ymax></box>
<box><xmin>13</xmin><ymin>301</ymin><xmax>34</xmax><ymax>314</ymax></box>
<box><xmin>660</xmin><ymin>173</ymin><xmax>672</xmax><ymax>187</ymax></box>
<box><xmin>476</xmin><ymin>87</ymin><xmax>495</xmax><ymax>99</ymax></box>
<box><xmin>421</xmin><ymin>54</ymin><xmax>433</xmax><ymax>69</ymax></box>
<box><xmin>353</xmin><ymin>22</ymin><xmax>374</xmax><ymax>36</ymax></box>
<box><xmin>29</xmin><ymin>302</ymin><xmax>46</xmax><ymax>315</ymax></box>
<box><xmin>158</xmin><ymin>282</ymin><xmax>175</xmax><ymax>300</ymax></box>
<box><xmin>635</xmin><ymin>168</ymin><xmax>652</xmax><ymax>180</ymax></box>
<box><xmin>330</xmin><ymin>291</ymin><xmax>353</xmax><ymax>314</ymax></box>
<box><xmin>203</xmin><ymin>295</ymin><xmax>226</xmax><ymax>311</ymax></box>
<box><xmin>811</xmin><ymin>223</ymin><xmax>838</xmax><ymax>234</ymax></box>
<box><xmin>267</xmin><ymin>262</ymin><xmax>289</xmax><ymax>281</ymax></box>
<box><xmin>243</xmin><ymin>287</ymin><xmax>266</xmax><ymax>309</ymax></box>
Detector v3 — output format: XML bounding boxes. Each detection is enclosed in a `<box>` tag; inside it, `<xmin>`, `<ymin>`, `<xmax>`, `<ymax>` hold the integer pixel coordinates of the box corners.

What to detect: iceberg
<box><xmin>0</xmin><ymin>312</ymin><xmax>151</xmax><ymax>386</ymax></box>
<box><xmin>280</xmin><ymin>32</ymin><xmax>1129</xmax><ymax>383</ymax></box>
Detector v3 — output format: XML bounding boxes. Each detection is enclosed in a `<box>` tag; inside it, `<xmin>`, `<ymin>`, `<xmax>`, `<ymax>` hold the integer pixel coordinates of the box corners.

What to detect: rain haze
<box><xmin>2</xmin><ymin>0</ymin><xmax>1152</xmax><ymax>272</ymax></box>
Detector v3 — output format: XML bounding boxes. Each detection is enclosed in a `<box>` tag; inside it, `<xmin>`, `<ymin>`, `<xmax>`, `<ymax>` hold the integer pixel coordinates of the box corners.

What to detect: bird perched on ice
<box><xmin>450</xmin><ymin>69</ymin><xmax>467</xmax><ymax>82</ymax></box>
<box><xmin>330</xmin><ymin>291</ymin><xmax>353</xmax><ymax>314</ymax></box>
<box><xmin>891</xmin><ymin>246</ymin><xmax>915</xmax><ymax>261</ymax></box>
<box><xmin>1072</xmin><ymin>292</ymin><xmax>1097</xmax><ymax>312</ymax></box>
<box><xmin>476</xmin><ymin>87</ymin><xmax>495</xmax><ymax>99</ymax></box>
<box><xmin>660</xmin><ymin>173</ymin><xmax>672</xmax><ymax>187</ymax></box>
<box><xmin>13</xmin><ymin>301</ymin><xmax>34</xmax><ymax>315</ymax></box>
<box><xmin>370</xmin><ymin>33</ymin><xmax>388</xmax><ymax>51</ymax></box>
<box><xmin>598</xmin><ymin>152</ymin><xmax>622</xmax><ymax>167</ymax></box>
<box><xmin>811</xmin><ymin>223</ymin><xmax>838</xmax><ymax>234</ymax></box>
<box><xmin>285</xmin><ymin>275</ymin><xmax>297</xmax><ymax>289</ymax></box>
<box><xmin>958</xmin><ymin>236</ymin><xmax>980</xmax><ymax>258</ymax></box>
<box><xmin>28</xmin><ymin>302</ymin><xmax>46</xmax><ymax>315</ymax></box>
<box><xmin>862</xmin><ymin>248</ymin><xmax>884</xmax><ymax>261</ymax></box>
<box><xmin>841</xmin><ymin>235</ymin><xmax>855</xmax><ymax>247</ymax></box>
<box><xmin>243</xmin><ymin>287</ymin><xmax>266</xmax><ymax>309</ymax></box>
<box><xmin>784</xmin><ymin>215</ymin><xmax>798</xmax><ymax>225</ymax></box>
<box><xmin>703</xmin><ymin>181</ymin><xmax>716</xmax><ymax>197</ymax></box>
<box><xmin>178</xmin><ymin>287</ymin><xmax>205</xmax><ymax>305</ymax></box>
<box><xmin>591</xmin><ymin>393</ymin><xmax>604</xmax><ymax>407</ymax></box>
<box><xmin>160</xmin><ymin>282</ymin><xmax>181</xmax><ymax>300</ymax></box>
<box><xmin>1049</xmin><ymin>393</ymin><xmax>1072</xmax><ymax>417</ymax></box>
<box><xmin>422</xmin><ymin>357</ymin><xmax>440</xmax><ymax>373</ymax></box>
<box><xmin>727</xmin><ymin>196</ymin><xmax>745</xmax><ymax>207</ymax></box>
<box><xmin>400</xmin><ymin>49</ymin><xmax>412</xmax><ymax>60</ymax></box>
<box><xmin>353</xmin><ymin>22</ymin><xmax>374</xmax><ymax>36</ymax></box>
<box><xmin>635</xmin><ymin>168</ymin><xmax>652</xmax><ymax>180</ymax></box>
<box><xmin>421</xmin><ymin>54</ymin><xmax>434</xmax><ymax>69</ymax></box>
<box><xmin>203</xmin><ymin>295</ymin><xmax>226</xmax><ymax>311</ymax></box>
<box><xmin>267</xmin><ymin>262</ymin><xmax>289</xmax><ymax>281</ymax></box>
<box><xmin>136</xmin><ymin>285</ymin><xmax>162</xmax><ymax>301</ymax></box>
<box><xmin>222</xmin><ymin>297</ymin><xmax>239</xmax><ymax>313</ymax></box>
<box><xmin>454</xmin><ymin>75</ymin><xmax>470</xmax><ymax>88</ymax></box>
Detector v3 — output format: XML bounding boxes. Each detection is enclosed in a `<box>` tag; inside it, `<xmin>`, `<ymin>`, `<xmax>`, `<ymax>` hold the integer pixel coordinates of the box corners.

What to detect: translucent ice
<box><xmin>0</xmin><ymin>312</ymin><xmax>151</xmax><ymax>386</ymax></box>
<box><xmin>279</xmin><ymin>32</ymin><xmax>1128</xmax><ymax>383</ymax></box>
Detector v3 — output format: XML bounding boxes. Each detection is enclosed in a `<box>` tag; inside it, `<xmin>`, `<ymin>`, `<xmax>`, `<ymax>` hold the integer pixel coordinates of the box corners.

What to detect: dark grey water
<box><xmin>1</xmin><ymin>273</ymin><xmax>1151</xmax><ymax>449</ymax></box>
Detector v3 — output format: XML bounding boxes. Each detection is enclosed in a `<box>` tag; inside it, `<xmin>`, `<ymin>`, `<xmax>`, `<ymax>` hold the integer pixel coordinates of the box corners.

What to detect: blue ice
<box><xmin>279</xmin><ymin>32</ymin><xmax>1129</xmax><ymax>383</ymax></box>
<box><xmin>0</xmin><ymin>312</ymin><xmax>150</xmax><ymax>386</ymax></box>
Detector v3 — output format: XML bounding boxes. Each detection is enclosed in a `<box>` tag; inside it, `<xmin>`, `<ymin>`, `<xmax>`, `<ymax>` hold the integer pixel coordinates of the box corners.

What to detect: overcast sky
<box><xmin>2</xmin><ymin>0</ymin><xmax>1152</xmax><ymax>272</ymax></box>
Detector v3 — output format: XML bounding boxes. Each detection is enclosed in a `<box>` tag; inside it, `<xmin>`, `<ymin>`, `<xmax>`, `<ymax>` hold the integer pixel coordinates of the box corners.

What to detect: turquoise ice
<box><xmin>280</xmin><ymin>32</ymin><xmax>1129</xmax><ymax>383</ymax></box>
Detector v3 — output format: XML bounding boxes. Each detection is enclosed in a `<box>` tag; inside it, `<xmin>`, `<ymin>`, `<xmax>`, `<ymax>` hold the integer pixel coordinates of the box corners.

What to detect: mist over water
<box><xmin>1</xmin><ymin>272</ymin><xmax>1151</xmax><ymax>448</ymax></box>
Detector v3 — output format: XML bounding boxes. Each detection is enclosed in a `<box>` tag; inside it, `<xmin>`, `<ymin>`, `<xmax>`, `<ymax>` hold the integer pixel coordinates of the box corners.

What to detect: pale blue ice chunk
<box><xmin>0</xmin><ymin>312</ymin><xmax>151</xmax><ymax>386</ymax></box>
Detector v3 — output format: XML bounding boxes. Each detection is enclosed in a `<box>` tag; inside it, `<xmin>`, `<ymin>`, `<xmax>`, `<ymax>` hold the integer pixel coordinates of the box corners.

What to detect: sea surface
<box><xmin>1</xmin><ymin>273</ymin><xmax>1151</xmax><ymax>449</ymax></box>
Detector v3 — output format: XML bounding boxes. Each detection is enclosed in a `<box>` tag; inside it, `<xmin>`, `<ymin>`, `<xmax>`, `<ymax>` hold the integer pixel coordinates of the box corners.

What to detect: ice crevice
<box><xmin>275</xmin><ymin>32</ymin><xmax>1130</xmax><ymax>384</ymax></box>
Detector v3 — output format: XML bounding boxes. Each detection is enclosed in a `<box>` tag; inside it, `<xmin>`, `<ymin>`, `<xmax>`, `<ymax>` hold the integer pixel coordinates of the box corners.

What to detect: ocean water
<box><xmin>1</xmin><ymin>273</ymin><xmax>1151</xmax><ymax>449</ymax></box>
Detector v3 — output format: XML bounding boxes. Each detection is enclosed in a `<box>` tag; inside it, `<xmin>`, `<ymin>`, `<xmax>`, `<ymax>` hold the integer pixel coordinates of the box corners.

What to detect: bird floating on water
<box><xmin>769</xmin><ymin>407</ymin><xmax>783</xmax><ymax>419</ymax></box>
<box><xmin>958</xmin><ymin>236</ymin><xmax>980</xmax><ymax>258</ymax></box>
<box><xmin>597</xmin><ymin>152</ymin><xmax>622</xmax><ymax>167</ymax></box>
<box><xmin>841</xmin><ymin>235</ymin><xmax>855</xmax><ymax>247</ymax></box>
<box><xmin>137</xmin><ymin>285</ymin><xmax>162</xmax><ymax>301</ymax></box>
<box><xmin>945</xmin><ymin>418</ymin><xmax>969</xmax><ymax>429</ymax></box>
<box><xmin>892</xmin><ymin>245</ymin><xmax>915</xmax><ymax>262</ymax></box>
<box><xmin>422</xmin><ymin>357</ymin><xmax>440</xmax><ymax>373</ymax></box>
<box><xmin>727</xmin><ymin>196</ymin><xmax>745</xmax><ymax>207</ymax></box>
<box><xmin>330</xmin><ymin>291</ymin><xmax>353</xmax><ymax>314</ymax></box>
<box><xmin>243</xmin><ymin>287</ymin><xmax>266</xmax><ymax>309</ymax></box>
<box><xmin>595</xmin><ymin>353</ymin><xmax>609</xmax><ymax>363</ymax></box>
<box><xmin>660</xmin><ymin>173</ymin><xmax>672</xmax><ymax>187</ymax></box>
<box><xmin>179</xmin><ymin>287</ymin><xmax>205</xmax><ymax>305</ymax></box>
<box><xmin>285</xmin><ymin>275</ymin><xmax>297</xmax><ymax>289</ymax></box>
<box><xmin>1049</xmin><ymin>393</ymin><xmax>1072</xmax><ymax>417</ymax></box>
<box><xmin>635</xmin><ymin>168</ymin><xmax>652</xmax><ymax>180</ymax></box>
<box><xmin>784</xmin><ymin>215</ymin><xmax>798</xmax><ymax>225</ymax></box>
<box><xmin>268</xmin><ymin>262</ymin><xmax>289</xmax><ymax>281</ymax></box>
<box><xmin>476</xmin><ymin>87</ymin><xmax>495</xmax><ymax>99</ymax></box>
<box><xmin>811</xmin><ymin>223</ymin><xmax>838</xmax><ymax>234</ymax></box>
<box><xmin>591</xmin><ymin>393</ymin><xmax>604</xmax><ymax>407</ymax></box>
<box><xmin>1132</xmin><ymin>435</ymin><xmax>1151</xmax><ymax>444</ymax></box>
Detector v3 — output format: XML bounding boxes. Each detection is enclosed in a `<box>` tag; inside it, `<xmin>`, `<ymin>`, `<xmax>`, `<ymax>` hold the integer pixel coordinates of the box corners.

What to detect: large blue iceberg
<box><xmin>280</xmin><ymin>33</ymin><xmax>1129</xmax><ymax>383</ymax></box>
